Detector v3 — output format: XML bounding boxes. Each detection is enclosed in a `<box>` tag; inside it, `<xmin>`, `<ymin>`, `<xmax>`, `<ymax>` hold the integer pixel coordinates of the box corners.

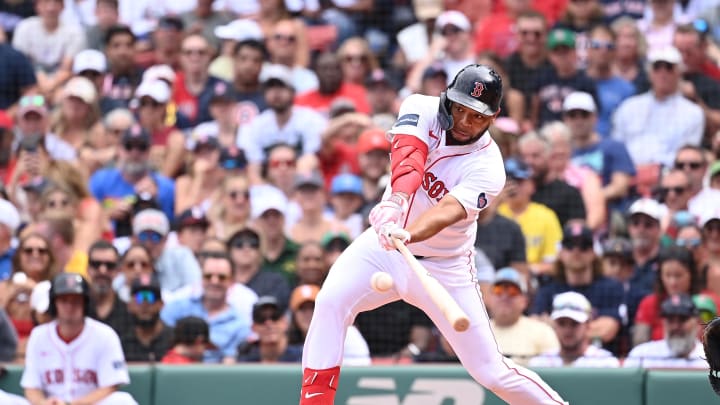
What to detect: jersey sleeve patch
<box><xmin>393</xmin><ymin>114</ymin><xmax>420</xmax><ymax>127</ymax></box>
<box><xmin>477</xmin><ymin>192</ymin><xmax>488</xmax><ymax>209</ymax></box>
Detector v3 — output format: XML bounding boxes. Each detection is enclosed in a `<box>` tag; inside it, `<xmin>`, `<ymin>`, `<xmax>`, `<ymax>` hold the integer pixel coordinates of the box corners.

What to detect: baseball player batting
<box><xmin>299</xmin><ymin>64</ymin><xmax>568</xmax><ymax>405</ymax></box>
<box><xmin>21</xmin><ymin>273</ymin><xmax>138</xmax><ymax>405</ymax></box>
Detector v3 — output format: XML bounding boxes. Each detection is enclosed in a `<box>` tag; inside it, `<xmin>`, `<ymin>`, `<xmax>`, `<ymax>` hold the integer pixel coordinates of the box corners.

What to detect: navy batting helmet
<box><xmin>48</xmin><ymin>273</ymin><xmax>91</xmax><ymax>317</ymax></box>
<box><xmin>438</xmin><ymin>64</ymin><xmax>503</xmax><ymax>130</ymax></box>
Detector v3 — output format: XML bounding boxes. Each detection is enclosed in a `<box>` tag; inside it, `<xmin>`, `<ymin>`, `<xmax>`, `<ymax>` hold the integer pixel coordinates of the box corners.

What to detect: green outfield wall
<box><xmin>0</xmin><ymin>364</ymin><xmax>715</xmax><ymax>405</ymax></box>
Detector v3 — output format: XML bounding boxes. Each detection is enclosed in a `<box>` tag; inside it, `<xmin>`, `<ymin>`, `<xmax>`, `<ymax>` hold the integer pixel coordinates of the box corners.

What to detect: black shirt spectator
<box><xmin>533</xmin><ymin>67</ymin><xmax>598</xmax><ymax>126</ymax></box>
<box><xmin>121</xmin><ymin>326</ymin><xmax>173</xmax><ymax>362</ymax></box>
<box><xmin>90</xmin><ymin>295</ymin><xmax>133</xmax><ymax>336</ymax></box>
<box><xmin>355</xmin><ymin>301</ymin><xmax>433</xmax><ymax>357</ymax></box>
<box><xmin>532</xmin><ymin>179</ymin><xmax>587</xmax><ymax>227</ymax></box>
<box><xmin>475</xmin><ymin>214</ymin><xmax>527</xmax><ymax>270</ymax></box>
<box><xmin>0</xmin><ymin>43</ymin><xmax>36</xmax><ymax>109</ymax></box>
<box><xmin>505</xmin><ymin>52</ymin><xmax>553</xmax><ymax>111</ymax></box>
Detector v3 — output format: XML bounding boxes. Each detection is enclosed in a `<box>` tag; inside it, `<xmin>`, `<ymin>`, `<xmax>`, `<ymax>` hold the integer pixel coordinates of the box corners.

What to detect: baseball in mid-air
<box><xmin>370</xmin><ymin>272</ymin><xmax>394</xmax><ymax>292</ymax></box>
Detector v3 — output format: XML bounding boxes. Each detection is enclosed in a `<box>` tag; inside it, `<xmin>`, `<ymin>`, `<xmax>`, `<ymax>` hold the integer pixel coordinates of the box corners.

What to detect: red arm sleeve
<box><xmin>390</xmin><ymin>134</ymin><xmax>429</xmax><ymax>195</ymax></box>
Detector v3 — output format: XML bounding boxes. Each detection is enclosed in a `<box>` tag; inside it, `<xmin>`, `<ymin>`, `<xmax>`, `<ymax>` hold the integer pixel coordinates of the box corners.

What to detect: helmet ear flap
<box><xmin>438</xmin><ymin>92</ymin><xmax>454</xmax><ymax>130</ymax></box>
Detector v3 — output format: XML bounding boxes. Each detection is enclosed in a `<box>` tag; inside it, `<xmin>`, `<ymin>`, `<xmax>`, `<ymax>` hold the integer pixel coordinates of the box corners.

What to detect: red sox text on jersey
<box><xmin>43</xmin><ymin>369</ymin><xmax>98</xmax><ymax>385</ymax></box>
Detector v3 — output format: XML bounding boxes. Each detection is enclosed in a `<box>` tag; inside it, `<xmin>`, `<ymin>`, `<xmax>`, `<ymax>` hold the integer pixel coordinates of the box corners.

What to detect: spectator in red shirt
<box><xmin>295</xmin><ymin>52</ymin><xmax>370</xmax><ymax>116</ymax></box>
<box><xmin>161</xmin><ymin>316</ymin><xmax>217</xmax><ymax>364</ymax></box>
<box><xmin>474</xmin><ymin>0</ymin><xmax>534</xmax><ymax>58</ymax></box>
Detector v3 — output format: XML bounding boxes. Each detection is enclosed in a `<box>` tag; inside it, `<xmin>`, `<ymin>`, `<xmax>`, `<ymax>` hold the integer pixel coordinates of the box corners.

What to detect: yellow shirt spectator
<box><xmin>64</xmin><ymin>250</ymin><xmax>88</xmax><ymax>279</ymax></box>
<box><xmin>498</xmin><ymin>202</ymin><xmax>562</xmax><ymax>267</ymax></box>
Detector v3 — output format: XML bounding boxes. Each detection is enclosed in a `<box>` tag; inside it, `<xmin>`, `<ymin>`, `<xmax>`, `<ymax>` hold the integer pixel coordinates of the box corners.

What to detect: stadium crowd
<box><xmin>1</xmin><ymin>0</ymin><xmax>720</xmax><ymax>383</ymax></box>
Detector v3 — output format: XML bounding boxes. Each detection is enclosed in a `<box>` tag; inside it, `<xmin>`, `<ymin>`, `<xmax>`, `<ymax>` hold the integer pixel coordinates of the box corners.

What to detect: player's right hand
<box><xmin>369</xmin><ymin>193</ymin><xmax>408</xmax><ymax>234</ymax></box>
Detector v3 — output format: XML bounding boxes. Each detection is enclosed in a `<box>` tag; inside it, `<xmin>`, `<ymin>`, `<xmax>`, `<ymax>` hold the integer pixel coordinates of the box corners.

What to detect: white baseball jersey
<box><xmin>528</xmin><ymin>345</ymin><xmax>620</xmax><ymax>368</ymax></box>
<box><xmin>21</xmin><ymin>318</ymin><xmax>131</xmax><ymax>401</ymax></box>
<box><xmin>387</xmin><ymin>94</ymin><xmax>506</xmax><ymax>258</ymax></box>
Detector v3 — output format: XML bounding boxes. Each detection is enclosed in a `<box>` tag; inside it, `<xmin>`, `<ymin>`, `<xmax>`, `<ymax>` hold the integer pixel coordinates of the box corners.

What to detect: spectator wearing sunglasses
<box><xmin>85</xmin><ymin>240</ymin><xmax>132</xmax><ymax>336</ymax></box>
<box><xmin>237</xmin><ymin>295</ymin><xmax>303</xmax><ymax>363</ymax></box>
<box><xmin>674</xmin><ymin>145</ymin><xmax>720</xmax><ymax>223</ymax></box>
<box><xmin>488</xmin><ymin>267</ymin><xmax>559</xmax><ymax>366</ymax></box>
<box><xmin>612</xmin><ymin>46</ymin><xmax>704</xmax><ymax>168</ymax></box>
<box><xmin>266</xmin><ymin>19</ymin><xmax>318</xmax><ymax>93</ymax></box>
<box><xmin>530</xmin><ymin>222</ymin><xmax>624</xmax><ymax>353</ymax></box>
<box><xmin>13</xmin><ymin>95</ymin><xmax>76</xmax><ymax>163</ymax></box>
<box><xmin>584</xmin><ymin>25</ymin><xmax>636</xmax><ymax>138</ymax></box>
<box><xmin>656</xmin><ymin>168</ymin><xmax>693</xmax><ymax>233</ymax></box>
<box><xmin>121</xmin><ymin>273</ymin><xmax>173</xmax><ymax>362</ymax></box>
<box><xmin>227</xmin><ymin>228</ymin><xmax>290</xmax><ymax>311</ymax></box>
<box><xmin>132</xmin><ymin>209</ymin><xmax>201</xmax><ymax>297</ymax></box>
<box><xmin>161</xmin><ymin>253</ymin><xmax>251</xmax><ymax>363</ymax></box>
<box><xmin>89</xmin><ymin>125</ymin><xmax>176</xmax><ymax>238</ymax></box>
<box><xmin>627</xmin><ymin>198</ymin><xmax>666</xmax><ymax>292</ymax></box>
<box><xmin>553</xmin><ymin>0</ymin><xmax>606</xmax><ymax>67</ymax></box>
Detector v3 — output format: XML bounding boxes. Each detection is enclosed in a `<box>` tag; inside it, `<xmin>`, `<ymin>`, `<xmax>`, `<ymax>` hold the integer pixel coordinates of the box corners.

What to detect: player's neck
<box><xmin>57</xmin><ymin>322</ymin><xmax>84</xmax><ymax>344</ymax></box>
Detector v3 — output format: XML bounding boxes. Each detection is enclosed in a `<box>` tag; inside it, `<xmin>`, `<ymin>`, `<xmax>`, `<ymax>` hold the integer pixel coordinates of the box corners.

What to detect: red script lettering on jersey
<box><xmin>421</xmin><ymin>172</ymin><xmax>449</xmax><ymax>202</ymax></box>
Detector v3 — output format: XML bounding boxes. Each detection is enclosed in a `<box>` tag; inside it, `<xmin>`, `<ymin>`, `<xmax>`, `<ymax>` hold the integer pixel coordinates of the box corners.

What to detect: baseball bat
<box><xmin>392</xmin><ymin>238</ymin><xmax>471</xmax><ymax>332</ymax></box>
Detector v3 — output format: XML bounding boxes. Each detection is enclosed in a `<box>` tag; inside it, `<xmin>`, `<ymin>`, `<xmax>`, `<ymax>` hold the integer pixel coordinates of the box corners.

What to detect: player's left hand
<box><xmin>378</xmin><ymin>222</ymin><xmax>411</xmax><ymax>250</ymax></box>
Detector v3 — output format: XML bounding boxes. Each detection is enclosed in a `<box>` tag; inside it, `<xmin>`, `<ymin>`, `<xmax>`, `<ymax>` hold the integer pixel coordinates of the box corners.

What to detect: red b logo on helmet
<box><xmin>471</xmin><ymin>82</ymin><xmax>484</xmax><ymax>97</ymax></box>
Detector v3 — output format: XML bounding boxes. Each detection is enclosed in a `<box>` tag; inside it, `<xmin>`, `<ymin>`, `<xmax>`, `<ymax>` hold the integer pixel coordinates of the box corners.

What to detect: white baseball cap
<box><xmin>628</xmin><ymin>198</ymin><xmax>666</xmax><ymax>222</ymax></box>
<box><xmin>214</xmin><ymin>19</ymin><xmax>264</xmax><ymax>42</ymax></box>
<box><xmin>648</xmin><ymin>46</ymin><xmax>682</xmax><ymax>65</ymax></box>
<box><xmin>551</xmin><ymin>291</ymin><xmax>592</xmax><ymax>323</ymax></box>
<box><xmin>62</xmin><ymin>76</ymin><xmax>98</xmax><ymax>104</ymax></box>
<box><xmin>185</xmin><ymin>122</ymin><xmax>220</xmax><ymax>151</ymax></box>
<box><xmin>562</xmin><ymin>91</ymin><xmax>597</xmax><ymax>113</ymax></box>
<box><xmin>250</xmin><ymin>184</ymin><xmax>288</xmax><ymax>219</ymax></box>
<box><xmin>135</xmin><ymin>80</ymin><xmax>171</xmax><ymax>104</ymax></box>
<box><xmin>260</xmin><ymin>64</ymin><xmax>294</xmax><ymax>88</ymax></box>
<box><xmin>700</xmin><ymin>207</ymin><xmax>720</xmax><ymax>228</ymax></box>
<box><xmin>132</xmin><ymin>209</ymin><xmax>170</xmax><ymax>236</ymax></box>
<box><xmin>435</xmin><ymin>10</ymin><xmax>471</xmax><ymax>32</ymax></box>
<box><xmin>0</xmin><ymin>199</ymin><xmax>20</xmax><ymax>233</ymax></box>
<box><xmin>72</xmin><ymin>49</ymin><xmax>107</xmax><ymax>74</ymax></box>
<box><xmin>142</xmin><ymin>64</ymin><xmax>176</xmax><ymax>84</ymax></box>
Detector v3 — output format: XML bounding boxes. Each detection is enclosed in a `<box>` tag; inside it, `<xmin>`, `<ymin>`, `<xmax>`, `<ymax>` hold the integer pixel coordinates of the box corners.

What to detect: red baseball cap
<box><xmin>356</xmin><ymin>128</ymin><xmax>390</xmax><ymax>154</ymax></box>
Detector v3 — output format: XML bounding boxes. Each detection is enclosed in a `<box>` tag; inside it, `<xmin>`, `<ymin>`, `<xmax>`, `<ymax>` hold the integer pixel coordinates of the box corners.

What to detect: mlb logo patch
<box><xmin>477</xmin><ymin>192</ymin><xmax>488</xmax><ymax>209</ymax></box>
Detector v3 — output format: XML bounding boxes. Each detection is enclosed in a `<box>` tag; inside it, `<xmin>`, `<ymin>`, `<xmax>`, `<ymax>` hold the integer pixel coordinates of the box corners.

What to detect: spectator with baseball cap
<box><xmin>420</xmin><ymin>62</ymin><xmax>449</xmax><ymax>97</ymax></box>
<box><xmin>700</xmin><ymin>207</ymin><xmax>720</xmax><ymax>271</ymax></box>
<box><xmin>320</xmin><ymin>231</ymin><xmax>352</xmax><ymax>269</ymax></box>
<box><xmin>14</xmin><ymin>95</ymin><xmax>76</xmax><ymax>162</ymax></box>
<box><xmin>286</xmin><ymin>284</ymin><xmax>371</xmax><ymax>365</ymax></box>
<box><xmin>601</xmin><ymin>238</ymin><xmax>635</xmax><ymax>284</ymax></box>
<box><xmin>627</xmin><ymin>198</ymin><xmax>666</xmax><ymax>294</ymax></box>
<box><xmin>356</xmin><ymin>127</ymin><xmax>390</xmax><ymax>203</ymax></box>
<box><xmin>530</xmin><ymin>222</ymin><xmax>624</xmax><ymax>351</ymax></box>
<box><xmin>174</xmin><ymin>124</ymin><xmax>223</xmax><ymax>216</ymax></box>
<box><xmin>238</xmin><ymin>63</ymin><xmax>327</xmax><ymax>185</ymax></box>
<box><xmin>207</xmin><ymin>82</ymin><xmax>240</xmax><ymax>149</ymax></box>
<box><xmin>121</xmin><ymin>273</ymin><xmax>173</xmax><ymax>362</ymax></box>
<box><xmin>132</xmin><ymin>208</ymin><xmax>201</xmax><ymax>296</ymax></box>
<box><xmin>72</xmin><ymin>49</ymin><xmax>124</xmax><ymax>114</ymax></box>
<box><xmin>134</xmin><ymin>79</ymin><xmax>187</xmax><ymax>177</ymax></box>
<box><xmin>612</xmin><ymin>46</ymin><xmax>704</xmax><ymax>168</ymax></box>
<box><xmin>210</xmin><ymin>19</ymin><xmax>264</xmax><ymax>82</ymax></box>
<box><xmin>624</xmin><ymin>293</ymin><xmax>708</xmax><ymax>369</ymax></box>
<box><xmin>498</xmin><ymin>158</ymin><xmax>563</xmax><ymax>276</ymax></box>
<box><xmin>88</xmin><ymin>124</ymin><xmax>175</xmax><ymax>237</ymax></box>
<box><xmin>327</xmin><ymin>173</ymin><xmax>365</xmax><ymax>238</ymax></box>
<box><xmin>250</xmin><ymin>185</ymin><xmax>299</xmax><ymax>284</ymax></box>
<box><xmin>488</xmin><ymin>267</ymin><xmax>559</xmax><ymax>366</ymax></box>
<box><xmin>529</xmin><ymin>292</ymin><xmax>620</xmax><ymax>368</ymax></box>
<box><xmin>227</xmin><ymin>228</ymin><xmax>291</xmax><ymax>310</ymax></box>
<box><xmin>237</xmin><ymin>295</ymin><xmax>303</xmax><ymax>363</ymax></box>
<box><xmin>175</xmin><ymin>207</ymin><xmax>210</xmax><ymax>258</ymax></box>
<box><xmin>365</xmin><ymin>68</ymin><xmax>402</xmax><ymax>117</ymax></box>
<box><xmin>532</xmin><ymin>28</ymin><xmax>598</xmax><ymax>127</ymax></box>
<box><xmin>161</xmin><ymin>316</ymin><xmax>218</xmax><ymax>363</ymax></box>
<box><xmin>288</xmin><ymin>171</ymin><xmax>350</xmax><ymax>244</ymax></box>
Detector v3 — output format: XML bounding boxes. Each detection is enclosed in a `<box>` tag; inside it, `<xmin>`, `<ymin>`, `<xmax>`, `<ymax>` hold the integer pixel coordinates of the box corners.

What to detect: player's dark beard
<box><xmin>132</xmin><ymin>313</ymin><xmax>160</xmax><ymax>329</ymax></box>
<box><xmin>447</xmin><ymin>125</ymin><xmax>489</xmax><ymax>146</ymax></box>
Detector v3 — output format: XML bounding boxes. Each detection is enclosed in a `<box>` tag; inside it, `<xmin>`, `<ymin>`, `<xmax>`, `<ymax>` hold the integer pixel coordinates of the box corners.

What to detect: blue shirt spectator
<box><xmin>594</xmin><ymin>77</ymin><xmax>635</xmax><ymax>138</ymax></box>
<box><xmin>572</xmin><ymin>138</ymin><xmax>636</xmax><ymax>186</ymax></box>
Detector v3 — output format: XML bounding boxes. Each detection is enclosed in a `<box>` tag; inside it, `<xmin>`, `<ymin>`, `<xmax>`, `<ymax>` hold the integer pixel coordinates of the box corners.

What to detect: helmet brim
<box><xmin>446</xmin><ymin>88</ymin><xmax>497</xmax><ymax>116</ymax></box>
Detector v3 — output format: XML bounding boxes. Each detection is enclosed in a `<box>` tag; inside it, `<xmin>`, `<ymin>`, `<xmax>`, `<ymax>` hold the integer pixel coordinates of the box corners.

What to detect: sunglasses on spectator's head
<box><xmin>20</xmin><ymin>95</ymin><xmax>46</xmax><ymax>108</ymax></box>
<box><xmin>133</xmin><ymin>290</ymin><xmax>158</xmax><ymax>304</ymax></box>
<box><xmin>676</xmin><ymin>238</ymin><xmax>701</xmax><ymax>248</ymax></box>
